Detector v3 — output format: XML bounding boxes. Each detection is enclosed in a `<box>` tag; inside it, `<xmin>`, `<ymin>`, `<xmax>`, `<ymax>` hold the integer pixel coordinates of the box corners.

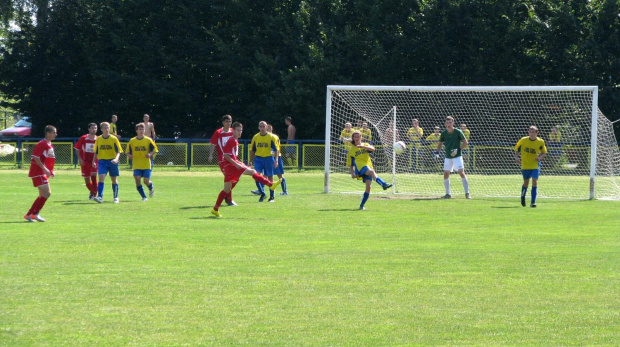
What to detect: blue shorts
<box><xmin>97</xmin><ymin>159</ymin><xmax>120</xmax><ymax>177</ymax></box>
<box><xmin>356</xmin><ymin>166</ymin><xmax>373</xmax><ymax>182</ymax></box>
<box><xmin>274</xmin><ymin>156</ymin><xmax>285</xmax><ymax>175</ymax></box>
<box><xmin>254</xmin><ymin>156</ymin><xmax>275</xmax><ymax>177</ymax></box>
<box><xmin>522</xmin><ymin>169</ymin><xmax>540</xmax><ymax>180</ymax></box>
<box><xmin>133</xmin><ymin>169</ymin><xmax>152</xmax><ymax>178</ymax></box>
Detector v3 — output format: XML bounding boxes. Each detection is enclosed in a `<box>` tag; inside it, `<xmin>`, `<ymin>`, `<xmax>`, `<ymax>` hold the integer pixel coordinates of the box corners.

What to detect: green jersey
<box><xmin>439</xmin><ymin>128</ymin><xmax>465</xmax><ymax>158</ymax></box>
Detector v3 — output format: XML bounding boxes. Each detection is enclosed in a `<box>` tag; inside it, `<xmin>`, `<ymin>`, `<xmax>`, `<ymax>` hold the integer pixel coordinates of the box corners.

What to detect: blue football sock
<box><xmin>361</xmin><ymin>192</ymin><xmax>370</xmax><ymax>208</ymax></box>
<box><xmin>98</xmin><ymin>182</ymin><xmax>104</xmax><ymax>198</ymax></box>
<box><xmin>147</xmin><ymin>183</ymin><xmax>153</xmax><ymax>191</ymax></box>
<box><xmin>375</xmin><ymin>177</ymin><xmax>386</xmax><ymax>186</ymax></box>
<box><xmin>531</xmin><ymin>186</ymin><xmax>538</xmax><ymax>204</ymax></box>
<box><xmin>112</xmin><ymin>184</ymin><xmax>119</xmax><ymax>199</ymax></box>
<box><xmin>281</xmin><ymin>178</ymin><xmax>287</xmax><ymax>193</ymax></box>
<box><xmin>137</xmin><ymin>185</ymin><xmax>146</xmax><ymax>199</ymax></box>
<box><xmin>521</xmin><ymin>186</ymin><xmax>527</xmax><ymax>198</ymax></box>
<box><xmin>256</xmin><ymin>180</ymin><xmax>264</xmax><ymax>194</ymax></box>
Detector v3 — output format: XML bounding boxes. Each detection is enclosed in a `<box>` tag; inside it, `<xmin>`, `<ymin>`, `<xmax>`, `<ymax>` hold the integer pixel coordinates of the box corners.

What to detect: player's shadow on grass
<box><xmin>318</xmin><ymin>208</ymin><xmax>365</xmax><ymax>212</ymax></box>
<box><xmin>0</xmin><ymin>221</ymin><xmax>30</xmax><ymax>224</ymax></box>
<box><xmin>180</xmin><ymin>206</ymin><xmax>208</xmax><ymax>210</ymax></box>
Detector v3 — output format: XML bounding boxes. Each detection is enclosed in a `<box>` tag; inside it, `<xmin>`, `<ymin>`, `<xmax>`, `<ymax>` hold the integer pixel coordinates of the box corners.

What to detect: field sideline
<box><xmin>1</xmin><ymin>170</ymin><xmax>618</xmax><ymax>345</ymax></box>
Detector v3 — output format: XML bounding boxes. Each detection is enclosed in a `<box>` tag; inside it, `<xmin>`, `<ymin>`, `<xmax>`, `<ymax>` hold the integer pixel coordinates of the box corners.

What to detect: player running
<box><xmin>515</xmin><ymin>126</ymin><xmax>547</xmax><ymax>207</ymax></box>
<box><xmin>211</xmin><ymin>122</ymin><xmax>282</xmax><ymax>217</ymax></box>
<box><xmin>347</xmin><ymin>130</ymin><xmax>392</xmax><ymax>210</ymax></box>
<box><xmin>74</xmin><ymin>123</ymin><xmax>99</xmax><ymax>200</ymax></box>
<box><xmin>24</xmin><ymin>125</ymin><xmax>57</xmax><ymax>222</ymax></box>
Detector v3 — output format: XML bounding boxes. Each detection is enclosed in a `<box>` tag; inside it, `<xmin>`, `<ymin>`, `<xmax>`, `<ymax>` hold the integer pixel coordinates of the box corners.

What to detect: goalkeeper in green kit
<box><xmin>436</xmin><ymin>116</ymin><xmax>470</xmax><ymax>199</ymax></box>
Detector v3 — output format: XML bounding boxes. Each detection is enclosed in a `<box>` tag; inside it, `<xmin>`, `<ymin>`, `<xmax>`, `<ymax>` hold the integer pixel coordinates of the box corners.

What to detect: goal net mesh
<box><xmin>326</xmin><ymin>87</ymin><xmax>620</xmax><ymax>199</ymax></box>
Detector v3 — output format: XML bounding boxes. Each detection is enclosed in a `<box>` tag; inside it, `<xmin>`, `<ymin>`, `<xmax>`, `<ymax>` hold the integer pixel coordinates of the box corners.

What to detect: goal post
<box><xmin>325</xmin><ymin>85</ymin><xmax>620</xmax><ymax>200</ymax></box>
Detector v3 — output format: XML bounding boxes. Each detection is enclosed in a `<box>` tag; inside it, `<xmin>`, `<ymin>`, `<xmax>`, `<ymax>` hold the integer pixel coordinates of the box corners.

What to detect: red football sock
<box><xmin>214</xmin><ymin>190</ymin><xmax>228</xmax><ymax>211</ymax></box>
<box><xmin>27</xmin><ymin>197</ymin><xmax>42</xmax><ymax>215</ymax></box>
<box><xmin>252</xmin><ymin>173</ymin><xmax>271</xmax><ymax>187</ymax></box>
<box><xmin>90</xmin><ymin>176</ymin><xmax>98</xmax><ymax>193</ymax></box>
<box><xmin>33</xmin><ymin>196</ymin><xmax>48</xmax><ymax>215</ymax></box>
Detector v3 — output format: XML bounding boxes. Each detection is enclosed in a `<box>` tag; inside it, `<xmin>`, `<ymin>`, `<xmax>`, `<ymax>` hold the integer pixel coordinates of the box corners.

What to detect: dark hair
<box><xmin>44</xmin><ymin>125</ymin><xmax>56</xmax><ymax>134</ymax></box>
<box><xmin>285</xmin><ymin>117</ymin><xmax>292</xmax><ymax>122</ymax></box>
<box><xmin>232</xmin><ymin>121</ymin><xmax>243</xmax><ymax>130</ymax></box>
<box><xmin>88</xmin><ymin>123</ymin><xmax>97</xmax><ymax>128</ymax></box>
<box><xmin>222</xmin><ymin>114</ymin><xmax>232</xmax><ymax>122</ymax></box>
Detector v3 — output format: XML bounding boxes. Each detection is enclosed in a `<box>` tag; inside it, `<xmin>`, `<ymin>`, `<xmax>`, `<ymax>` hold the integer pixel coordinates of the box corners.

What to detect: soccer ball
<box><xmin>393</xmin><ymin>141</ymin><xmax>406</xmax><ymax>154</ymax></box>
<box><xmin>167</xmin><ymin>161</ymin><xmax>174</xmax><ymax>166</ymax></box>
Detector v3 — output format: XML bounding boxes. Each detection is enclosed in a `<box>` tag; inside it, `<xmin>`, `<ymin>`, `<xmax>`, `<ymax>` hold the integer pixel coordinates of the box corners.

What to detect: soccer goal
<box><xmin>325</xmin><ymin>85</ymin><xmax>620</xmax><ymax>200</ymax></box>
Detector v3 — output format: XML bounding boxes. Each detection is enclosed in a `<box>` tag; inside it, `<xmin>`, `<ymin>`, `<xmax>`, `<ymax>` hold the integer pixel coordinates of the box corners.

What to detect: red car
<box><xmin>0</xmin><ymin>117</ymin><xmax>32</xmax><ymax>137</ymax></box>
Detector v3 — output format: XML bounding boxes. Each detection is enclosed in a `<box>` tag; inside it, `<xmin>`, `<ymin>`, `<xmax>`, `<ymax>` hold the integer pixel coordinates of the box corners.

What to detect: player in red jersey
<box><xmin>209</xmin><ymin>114</ymin><xmax>236</xmax><ymax>206</ymax></box>
<box><xmin>24</xmin><ymin>125</ymin><xmax>57</xmax><ymax>222</ymax></box>
<box><xmin>211</xmin><ymin>122</ymin><xmax>281</xmax><ymax>217</ymax></box>
<box><xmin>74</xmin><ymin>123</ymin><xmax>99</xmax><ymax>200</ymax></box>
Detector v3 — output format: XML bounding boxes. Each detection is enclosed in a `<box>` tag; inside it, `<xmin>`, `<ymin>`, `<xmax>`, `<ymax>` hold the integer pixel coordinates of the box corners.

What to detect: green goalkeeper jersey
<box><xmin>439</xmin><ymin>128</ymin><xmax>466</xmax><ymax>158</ymax></box>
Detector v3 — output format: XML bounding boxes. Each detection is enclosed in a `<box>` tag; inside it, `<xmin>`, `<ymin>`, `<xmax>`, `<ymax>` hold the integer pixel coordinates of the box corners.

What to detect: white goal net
<box><xmin>325</xmin><ymin>86</ymin><xmax>620</xmax><ymax>199</ymax></box>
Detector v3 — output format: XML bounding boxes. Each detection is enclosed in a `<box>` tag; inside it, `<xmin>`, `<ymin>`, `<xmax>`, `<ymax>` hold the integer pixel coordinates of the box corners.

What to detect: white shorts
<box><xmin>444</xmin><ymin>156</ymin><xmax>464</xmax><ymax>172</ymax></box>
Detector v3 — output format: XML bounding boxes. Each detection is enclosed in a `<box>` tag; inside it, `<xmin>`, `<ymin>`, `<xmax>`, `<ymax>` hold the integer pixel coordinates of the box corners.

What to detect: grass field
<box><xmin>1</xmin><ymin>169</ymin><xmax>618</xmax><ymax>345</ymax></box>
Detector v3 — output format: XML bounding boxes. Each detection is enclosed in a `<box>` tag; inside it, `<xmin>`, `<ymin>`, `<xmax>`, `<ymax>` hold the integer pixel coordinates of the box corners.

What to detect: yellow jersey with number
<box><xmin>250</xmin><ymin>132</ymin><xmax>276</xmax><ymax>158</ymax></box>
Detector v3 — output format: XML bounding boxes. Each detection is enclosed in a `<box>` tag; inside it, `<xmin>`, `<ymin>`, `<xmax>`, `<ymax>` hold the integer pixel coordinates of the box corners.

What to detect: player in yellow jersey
<box><xmin>249</xmin><ymin>121</ymin><xmax>279</xmax><ymax>202</ymax></box>
<box><xmin>340</xmin><ymin>122</ymin><xmax>354</xmax><ymax>147</ymax></box>
<box><xmin>515</xmin><ymin>126</ymin><xmax>547</xmax><ymax>207</ymax></box>
<box><xmin>126</xmin><ymin>123</ymin><xmax>158</xmax><ymax>201</ymax></box>
<box><xmin>406</xmin><ymin>119</ymin><xmax>423</xmax><ymax>170</ymax></box>
<box><xmin>92</xmin><ymin>122</ymin><xmax>123</xmax><ymax>203</ymax></box>
<box><xmin>360</xmin><ymin>122</ymin><xmax>372</xmax><ymax>143</ymax></box>
<box><xmin>267</xmin><ymin>124</ymin><xmax>288</xmax><ymax>195</ymax></box>
<box><xmin>347</xmin><ymin>131</ymin><xmax>392</xmax><ymax>210</ymax></box>
<box><xmin>110</xmin><ymin>114</ymin><xmax>119</xmax><ymax>138</ymax></box>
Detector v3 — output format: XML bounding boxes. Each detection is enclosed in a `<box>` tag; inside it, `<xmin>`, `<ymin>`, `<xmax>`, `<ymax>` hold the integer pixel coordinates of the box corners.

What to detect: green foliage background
<box><xmin>0</xmin><ymin>0</ymin><xmax>619</xmax><ymax>138</ymax></box>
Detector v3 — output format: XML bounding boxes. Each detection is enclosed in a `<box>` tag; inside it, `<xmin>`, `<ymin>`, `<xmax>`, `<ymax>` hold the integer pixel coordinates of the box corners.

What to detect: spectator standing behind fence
<box><xmin>406</xmin><ymin>119</ymin><xmax>424</xmax><ymax>171</ymax></box>
<box><xmin>142</xmin><ymin>114</ymin><xmax>156</xmax><ymax>140</ymax></box>
<box><xmin>110</xmin><ymin>115</ymin><xmax>120</xmax><ymax>138</ymax></box>
<box><xmin>74</xmin><ymin>123</ymin><xmax>99</xmax><ymax>200</ymax></box>
<box><xmin>460</xmin><ymin>123</ymin><xmax>471</xmax><ymax>168</ymax></box>
<box><xmin>284</xmin><ymin>117</ymin><xmax>296</xmax><ymax>166</ymax></box>
<box><xmin>384</xmin><ymin>121</ymin><xmax>400</xmax><ymax>144</ymax></box>
<box><xmin>360</xmin><ymin>122</ymin><xmax>372</xmax><ymax>143</ymax></box>
<box><xmin>23</xmin><ymin>125</ymin><xmax>57</xmax><ymax>222</ymax></box>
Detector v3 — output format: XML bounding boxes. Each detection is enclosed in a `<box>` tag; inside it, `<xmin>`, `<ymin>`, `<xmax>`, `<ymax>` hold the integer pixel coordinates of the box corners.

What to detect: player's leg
<box><xmin>530</xmin><ymin>170</ymin><xmax>539</xmax><ymax>207</ymax></box>
<box><xmin>212</xmin><ymin>176</ymin><xmax>235</xmax><ymax>217</ymax></box>
<box><xmin>442</xmin><ymin>158</ymin><xmax>453</xmax><ymax>198</ymax></box>
<box><xmin>521</xmin><ymin>171</ymin><xmax>531</xmax><ymax>207</ymax></box>
<box><xmin>25</xmin><ymin>178</ymin><xmax>50</xmax><ymax>221</ymax></box>
<box><xmin>134</xmin><ymin>171</ymin><xmax>147</xmax><ymax>200</ymax></box>
<box><xmin>96</xmin><ymin>159</ymin><xmax>108</xmax><ymax>201</ymax></box>
<box><xmin>143</xmin><ymin>170</ymin><xmax>154</xmax><ymax>198</ymax></box>
<box><xmin>90</xmin><ymin>172</ymin><xmax>98</xmax><ymax>197</ymax></box>
<box><xmin>276</xmin><ymin>157</ymin><xmax>287</xmax><ymax>195</ymax></box>
<box><xmin>362</xmin><ymin>166</ymin><xmax>391</xmax><ymax>190</ymax></box>
<box><xmin>110</xmin><ymin>163</ymin><xmax>120</xmax><ymax>203</ymax></box>
<box><xmin>456</xmin><ymin>157</ymin><xmax>470</xmax><ymax>198</ymax></box>
<box><xmin>267</xmin><ymin>176</ymin><xmax>275</xmax><ymax>202</ymax></box>
<box><xmin>360</xmin><ymin>177</ymin><xmax>372</xmax><ymax>210</ymax></box>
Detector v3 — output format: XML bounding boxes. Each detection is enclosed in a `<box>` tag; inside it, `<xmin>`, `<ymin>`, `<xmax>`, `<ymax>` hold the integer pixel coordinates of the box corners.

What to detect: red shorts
<box><xmin>31</xmin><ymin>175</ymin><xmax>49</xmax><ymax>187</ymax></box>
<box><xmin>218</xmin><ymin>161</ymin><xmax>226</xmax><ymax>174</ymax></box>
<box><xmin>80</xmin><ymin>162</ymin><xmax>97</xmax><ymax>177</ymax></box>
<box><xmin>223</xmin><ymin>164</ymin><xmax>247</xmax><ymax>183</ymax></box>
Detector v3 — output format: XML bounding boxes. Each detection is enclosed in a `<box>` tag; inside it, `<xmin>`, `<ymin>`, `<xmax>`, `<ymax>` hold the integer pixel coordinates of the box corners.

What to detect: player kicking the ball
<box><xmin>348</xmin><ymin>130</ymin><xmax>392</xmax><ymax>210</ymax></box>
<box><xmin>211</xmin><ymin>122</ymin><xmax>281</xmax><ymax>217</ymax></box>
<box><xmin>436</xmin><ymin>116</ymin><xmax>470</xmax><ymax>199</ymax></box>
<box><xmin>515</xmin><ymin>126</ymin><xmax>547</xmax><ymax>207</ymax></box>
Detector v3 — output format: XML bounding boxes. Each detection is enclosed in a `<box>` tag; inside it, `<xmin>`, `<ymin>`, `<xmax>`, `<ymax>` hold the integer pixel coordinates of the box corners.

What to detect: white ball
<box><xmin>393</xmin><ymin>141</ymin><xmax>406</xmax><ymax>154</ymax></box>
<box><xmin>167</xmin><ymin>161</ymin><xmax>174</xmax><ymax>166</ymax></box>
